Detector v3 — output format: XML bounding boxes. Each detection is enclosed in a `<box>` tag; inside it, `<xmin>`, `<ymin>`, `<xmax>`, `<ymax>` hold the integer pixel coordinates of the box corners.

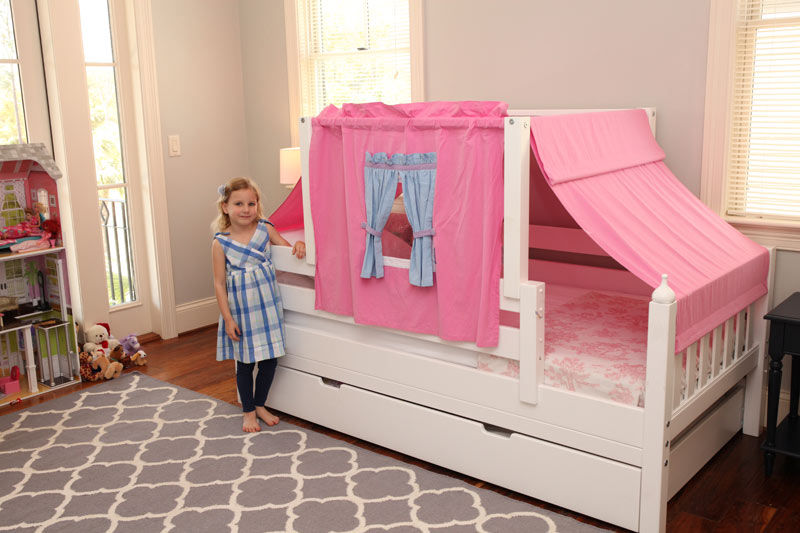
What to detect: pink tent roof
<box><xmin>530</xmin><ymin>109</ymin><xmax>769</xmax><ymax>352</ymax></box>
<box><xmin>268</xmin><ymin>177</ymin><xmax>304</xmax><ymax>232</ymax></box>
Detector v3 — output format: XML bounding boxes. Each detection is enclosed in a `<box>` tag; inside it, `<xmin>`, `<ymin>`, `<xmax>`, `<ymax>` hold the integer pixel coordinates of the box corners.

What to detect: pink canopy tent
<box><xmin>270</xmin><ymin>106</ymin><xmax>769</xmax><ymax>353</ymax></box>
<box><xmin>529</xmin><ymin>109</ymin><xmax>769</xmax><ymax>352</ymax></box>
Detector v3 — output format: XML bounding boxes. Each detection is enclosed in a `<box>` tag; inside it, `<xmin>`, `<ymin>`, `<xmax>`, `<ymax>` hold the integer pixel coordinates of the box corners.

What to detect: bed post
<box><xmin>299</xmin><ymin>116</ymin><xmax>315</xmax><ymax>265</ymax></box>
<box><xmin>641</xmin><ymin>274</ymin><xmax>676</xmax><ymax>533</ymax></box>
<box><xmin>519</xmin><ymin>280</ymin><xmax>545</xmax><ymax>404</ymax></box>
<box><xmin>502</xmin><ymin>117</ymin><xmax>530</xmax><ymax>299</ymax></box>
<box><xmin>743</xmin><ymin>246</ymin><xmax>774</xmax><ymax>436</ymax></box>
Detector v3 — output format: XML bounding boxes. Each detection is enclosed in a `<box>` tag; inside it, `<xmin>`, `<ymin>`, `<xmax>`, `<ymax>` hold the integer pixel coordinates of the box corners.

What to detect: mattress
<box><xmin>483</xmin><ymin>285</ymin><xmax>650</xmax><ymax>406</ymax></box>
<box><xmin>275</xmin><ymin>269</ymin><xmax>650</xmax><ymax>407</ymax></box>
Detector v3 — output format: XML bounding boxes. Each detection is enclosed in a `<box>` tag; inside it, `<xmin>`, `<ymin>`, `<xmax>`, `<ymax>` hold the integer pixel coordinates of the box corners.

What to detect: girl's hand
<box><xmin>292</xmin><ymin>241</ymin><xmax>306</xmax><ymax>259</ymax></box>
<box><xmin>225</xmin><ymin>319</ymin><xmax>241</xmax><ymax>342</ymax></box>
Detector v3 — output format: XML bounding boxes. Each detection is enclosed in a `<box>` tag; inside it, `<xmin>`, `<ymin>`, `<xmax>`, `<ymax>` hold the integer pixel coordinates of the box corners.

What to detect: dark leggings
<box><xmin>236</xmin><ymin>358</ymin><xmax>278</xmax><ymax>413</ymax></box>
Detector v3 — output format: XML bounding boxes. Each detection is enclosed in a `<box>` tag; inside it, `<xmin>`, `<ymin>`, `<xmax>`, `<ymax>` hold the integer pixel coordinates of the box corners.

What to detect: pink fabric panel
<box><xmin>309</xmin><ymin>124</ymin><xmax>353</xmax><ymax>317</ymax></box>
<box><xmin>530</xmin><ymin>112</ymin><xmax>768</xmax><ymax>352</ymax></box>
<box><xmin>310</xmin><ymin>102</ymin><xmax>505</xmax><ymax>346</ymax></box>
<box><xmin>268</xmin><ymin>178</ymin><xmax>304</xmax><ymax>232</ymax></box>
<box><xmin>318</xmin><ymin>100</ymin><xmax>508</xmax><ymax>119</ymax></box>
<box><xmin>531</xmin><ymin>109</ymin><xmax>665</xmax><ymax>184</ymax></box>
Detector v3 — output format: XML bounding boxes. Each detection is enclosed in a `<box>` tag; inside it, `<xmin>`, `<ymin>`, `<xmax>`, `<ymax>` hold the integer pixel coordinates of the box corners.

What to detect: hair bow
<box><xmin>217</xmin><ymin>184</ymin><xmax>227</xmax><ymax>196</ymax></box>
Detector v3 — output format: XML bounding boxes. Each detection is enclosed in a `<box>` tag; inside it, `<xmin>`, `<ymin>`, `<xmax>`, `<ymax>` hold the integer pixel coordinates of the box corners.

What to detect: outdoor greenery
<box><xmin>86</xmin><ymin>66</ymin><xmax>124</xmax><ymax>187</ymax></box>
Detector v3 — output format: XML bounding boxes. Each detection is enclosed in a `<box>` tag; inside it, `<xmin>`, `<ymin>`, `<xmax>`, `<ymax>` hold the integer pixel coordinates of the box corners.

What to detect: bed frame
<box><xmin>266</xmin><ymin>109</ymin><xmax>772</xmax><ymax>532</ymax></box>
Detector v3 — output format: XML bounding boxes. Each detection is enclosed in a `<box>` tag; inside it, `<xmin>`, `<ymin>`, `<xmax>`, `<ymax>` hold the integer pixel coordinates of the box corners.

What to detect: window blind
<box><xmin>294</xmin><ymin>0</ymin><xmax>411</xmax><ymax>117</ymax></box>
<box><xmin>728</xmin><ymin>0</ymin><xmax>800</xmax><ymax>220</ymax></box>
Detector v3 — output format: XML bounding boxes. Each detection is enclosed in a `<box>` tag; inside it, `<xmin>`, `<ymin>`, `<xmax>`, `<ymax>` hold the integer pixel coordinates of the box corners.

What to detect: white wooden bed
<box><xmin>265</xmin><ymin>109</ymin><xmax>771</xmax><ymax>532</ymax></box>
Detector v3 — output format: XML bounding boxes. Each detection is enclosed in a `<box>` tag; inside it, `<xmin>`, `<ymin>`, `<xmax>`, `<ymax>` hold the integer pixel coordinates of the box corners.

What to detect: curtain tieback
<box><xmin>412</xmin><ymin>228</ymin><xmax>436</xmax><ymax>238</ymax></box>
<box><xmin>361</xmin><ymin>222</ymin><xmax>382</xmax><ymax>237</ymax></box>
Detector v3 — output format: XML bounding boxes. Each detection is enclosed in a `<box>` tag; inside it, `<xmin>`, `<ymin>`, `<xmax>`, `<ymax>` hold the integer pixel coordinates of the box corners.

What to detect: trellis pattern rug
<box><xmin>0</xmin><ymin>373</ymin><xmax>608</xmax><ymax>532</ymax></box>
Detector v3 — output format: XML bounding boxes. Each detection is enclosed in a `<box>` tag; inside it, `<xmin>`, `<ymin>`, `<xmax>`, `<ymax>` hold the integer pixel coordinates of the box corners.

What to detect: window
<box><xmin>704</xmin><ymin>0</ymin><xmax>800</xmax><ymax>226</ymax></box>
<box><xmin>285</xmin><ymin>0</ymin><xmax>424</xmax><ymax>139</ymax></box>
<box><xmin>0</xmin><ymin>0</ymin><xmax>26</xmax><ymax>144</ymax></box>
<box><xmin>78</xmin><ymin>0</ymin><xmax>137</xmax><ymax>306</ymax></box>
<box><xmin>727</xmin><ymin>0</ymin><xmax>800</xmax><ymax>221</ymax></box>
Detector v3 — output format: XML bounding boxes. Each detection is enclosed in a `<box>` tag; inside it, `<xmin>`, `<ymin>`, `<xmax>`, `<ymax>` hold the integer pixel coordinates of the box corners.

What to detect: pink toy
<box><xmin>0</xmin><ymin>366</ymin><xmax>21</xmax><ymax>394</ymax></box>
<box><xmin>120</xmin><ymin>334</ymin><xmax>147</xmax><ymax>366</ymax></box>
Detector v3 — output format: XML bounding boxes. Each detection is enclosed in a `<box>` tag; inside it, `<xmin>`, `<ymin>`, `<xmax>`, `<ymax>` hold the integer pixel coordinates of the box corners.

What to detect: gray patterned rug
<box><xmin>0</xmin><ymin>373</ymin><xmax>608</xmax><ymax>532</ymax></box>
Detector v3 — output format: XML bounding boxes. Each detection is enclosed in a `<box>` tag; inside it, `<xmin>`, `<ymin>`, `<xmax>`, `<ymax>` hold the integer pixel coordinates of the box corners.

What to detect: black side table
<box><xmin>763</xmin><ymin>292</ymin><xmax>800</xmax><ymax>476</ymax></box>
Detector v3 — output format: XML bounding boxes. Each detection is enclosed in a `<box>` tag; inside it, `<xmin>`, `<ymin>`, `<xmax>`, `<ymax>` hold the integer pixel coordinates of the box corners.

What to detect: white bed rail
<box><xmin>299</xmin><ymin>117</ymin><xmax>315</xmax><ymax>265</ymax></box>
<box><xmin>669</xmin><ymin>301</ymin><xmax>762</xmax><ymax>437</ymax></box>
<box><xmin>519</xmin><ymin>280</ymin><xmax>545</xmax><ymax>404</ymax></box>
<box><xmin>502</xmin><ymin>116</ymin><xmax>530</xmax><ymax>300</ymax></box>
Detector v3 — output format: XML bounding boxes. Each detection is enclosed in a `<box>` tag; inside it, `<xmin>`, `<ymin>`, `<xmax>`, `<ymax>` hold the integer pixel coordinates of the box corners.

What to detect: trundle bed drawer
<box><xmin>268</xmin><ymin>365</ymin><xmax>642</xmax><ymax>531</ymax></box>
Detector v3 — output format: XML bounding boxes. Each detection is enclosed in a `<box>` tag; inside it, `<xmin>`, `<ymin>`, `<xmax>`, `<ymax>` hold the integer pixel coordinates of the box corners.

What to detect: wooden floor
<box><xmin>4</xmin><ymin>326</ymin><xmax>800</xmax><ymax>532</ymax></box>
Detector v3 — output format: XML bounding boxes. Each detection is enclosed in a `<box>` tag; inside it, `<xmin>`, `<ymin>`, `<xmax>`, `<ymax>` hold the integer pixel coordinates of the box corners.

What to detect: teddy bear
<box><xmin>120</xmin><ymin>334</ymin><xmax>147</xmax><ymax>366</ymax></box>
<box><xmin>91</xmin><ymin>352</ymin><xmax>123</xmax><ymax>380</ymax></box>
<box><xmin>83</xmin><ymin>323</ymin><xmax>120</xmax><ymax>359</ymax></box>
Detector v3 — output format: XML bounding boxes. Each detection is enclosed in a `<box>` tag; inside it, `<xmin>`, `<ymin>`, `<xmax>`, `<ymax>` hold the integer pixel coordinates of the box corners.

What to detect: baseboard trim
<box><xmin>176</xmin><ymin>297</ymin><xmax>217</xmax><ymax>334</ymax></box>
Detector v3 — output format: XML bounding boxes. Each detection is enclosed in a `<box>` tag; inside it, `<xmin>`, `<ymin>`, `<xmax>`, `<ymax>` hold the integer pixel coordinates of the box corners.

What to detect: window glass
<box><xmin>0</xmin><ymin>0</ymin><xmax>26</xmax><ymax>144</ymax></box>
<box><xmin>86</xmin><ymin>65</ymin><xmax>124</xmax><ymax>186</ymax></box>
<box><xmin>295</xmin><ymin>0</ymin><xmax>411</xmax><ymax>117</ymax></box>
<box><xmin>78</xmin><ymin>0</ymin><xmax>113</xmax><ymax>62</ymax></box>
<box><xmin>727</xmin><ymin>0</ymin><xmax>800</xmax><ymax>220</ymax></box>
<box><xmin>79</xmin><ymin>0</ymin><xmax>137</xmax><ymax>307</ymax></box>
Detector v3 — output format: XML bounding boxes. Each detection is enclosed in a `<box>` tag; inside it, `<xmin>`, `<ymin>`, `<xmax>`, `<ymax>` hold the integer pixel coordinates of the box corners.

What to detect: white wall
<box><xmin>424</xmin><ymin>0</ymin><xmax>710</xmax><ymax>196</ymax></box>
<box><xmin>150</xmin><ymin>0</ymin><xmax>251</xmax><ymax>306</ymax></box>
<box><xmin>239</xmin><ymin>0</ymin><xmax>293</xmax><ymax>217</ymax></box>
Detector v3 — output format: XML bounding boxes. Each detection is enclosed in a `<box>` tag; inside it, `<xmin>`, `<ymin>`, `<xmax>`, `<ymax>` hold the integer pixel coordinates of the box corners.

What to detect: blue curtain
<box><xmin>401</xmin><ymin>153</ymin><xmax>437</xmax><ymax>286</ymax></box>
<box><xmin>360</xmin><ymin>153</ymin><xmax>399</xmax><ymax>279</ymax></box>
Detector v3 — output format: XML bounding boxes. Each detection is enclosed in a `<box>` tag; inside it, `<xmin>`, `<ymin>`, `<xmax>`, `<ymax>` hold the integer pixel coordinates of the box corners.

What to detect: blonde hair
<box><xmin>211</xmin><ymin>177</ymin><xmax>265</xmax><ymax>233</ymax></box>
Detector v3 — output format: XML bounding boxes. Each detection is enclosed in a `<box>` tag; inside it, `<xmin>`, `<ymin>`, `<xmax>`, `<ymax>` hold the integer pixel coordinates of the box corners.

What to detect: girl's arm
<box><xmin>212</xmin><ymin>239</ymin><xmax>240</xmax><ymax>341</ymax></box>
<box><xmin>266</xmin><ymin>224</ymin><xmax>306</xmax><ymax>259</ymax></box>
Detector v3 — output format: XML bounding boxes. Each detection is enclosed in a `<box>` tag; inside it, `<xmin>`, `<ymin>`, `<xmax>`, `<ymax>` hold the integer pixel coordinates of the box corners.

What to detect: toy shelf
<box><xmin>0</xmin><ymin>246</ymin><xmax>65</xmax><ymax>263</ymax></box>
<box><xmin>0</xmin><ymin>248</ymin><xmax>79</xmax><ymax>407</ymax></box>
<box><xmin>0</xmin><ymin>145</ymin><xmax>81</xmax><ymax>408</ymax></box>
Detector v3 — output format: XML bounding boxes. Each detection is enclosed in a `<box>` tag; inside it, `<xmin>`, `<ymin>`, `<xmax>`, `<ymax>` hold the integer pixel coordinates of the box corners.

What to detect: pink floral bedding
<box><xmin>480</xmin><ymin>285</ymin><xmax>650</xmax><ymax>406</ymax></box>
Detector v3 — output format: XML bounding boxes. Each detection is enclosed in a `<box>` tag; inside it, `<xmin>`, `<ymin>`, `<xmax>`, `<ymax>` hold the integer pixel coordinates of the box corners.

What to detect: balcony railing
<box><xmin>99</xmin><ymin>197</ymin><xmax>136</xmax><ymax>306</ymax></box>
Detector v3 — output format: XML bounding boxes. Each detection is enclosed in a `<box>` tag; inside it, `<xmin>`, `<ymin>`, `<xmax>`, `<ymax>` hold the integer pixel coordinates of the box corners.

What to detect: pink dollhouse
<box><xmin>0</xmin><ymin>144</ymin><xmax>79</xmax><ymax>406</ymax></box>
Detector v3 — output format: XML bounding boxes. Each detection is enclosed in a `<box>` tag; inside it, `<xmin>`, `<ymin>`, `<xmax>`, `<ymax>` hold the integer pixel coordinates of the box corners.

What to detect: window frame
<box><xmin>701</xmin><ymin>0</ymin><xmax>800</xmax><ymax>250</ymax></box>
<box><xmin>283</xmin><ymin>0</ymin><xmax>425</xmax><ymax>145</ymax></box>
<box><xmin>7</xmin><ymin>0</ymin><xmax>50</xmax><ymax>148</ymax></box>
<box><xmin>36</xmin><ymin>0</ymin><xmax>177</xmax><ymax>338</ymax></box>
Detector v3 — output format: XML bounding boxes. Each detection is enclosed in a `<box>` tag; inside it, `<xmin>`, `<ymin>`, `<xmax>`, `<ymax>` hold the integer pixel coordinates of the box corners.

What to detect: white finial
<box><xmin>652</xmin><ymin>274</ymin><xmax>675</xmax><ymax>304</ymax></box>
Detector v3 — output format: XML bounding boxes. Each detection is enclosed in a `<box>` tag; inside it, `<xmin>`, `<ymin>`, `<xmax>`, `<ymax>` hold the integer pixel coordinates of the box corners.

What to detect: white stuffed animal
<box><xmin>83</xmin><ymin>323</ymin><xmax>120</xmax><ymax>358</ymax></box>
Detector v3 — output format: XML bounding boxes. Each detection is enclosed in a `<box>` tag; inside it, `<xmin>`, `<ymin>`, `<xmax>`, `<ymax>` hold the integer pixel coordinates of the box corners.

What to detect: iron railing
<box><xmin>99</xmin><ymin>197</ymin><xmax>136</xmax><ymax>306</ymax></box>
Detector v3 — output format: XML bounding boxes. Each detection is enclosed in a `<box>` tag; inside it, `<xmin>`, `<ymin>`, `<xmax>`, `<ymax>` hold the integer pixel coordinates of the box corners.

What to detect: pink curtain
<box><xmin>530</xmin><ymin>109</ymin><xmax>769</xmax><ymax>352</ymax></box>
<box><xmin>310</xmin><ymin>102</ymin><xmax>506</xmax><ymax>346</ymax></box>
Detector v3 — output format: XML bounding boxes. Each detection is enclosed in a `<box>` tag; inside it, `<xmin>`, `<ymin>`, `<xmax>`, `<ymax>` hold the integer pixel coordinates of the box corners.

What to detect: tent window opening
<box><xmin>360</xmin><ymin>151</ymin><xmax>437</xmax><ymax>287</ymax></box>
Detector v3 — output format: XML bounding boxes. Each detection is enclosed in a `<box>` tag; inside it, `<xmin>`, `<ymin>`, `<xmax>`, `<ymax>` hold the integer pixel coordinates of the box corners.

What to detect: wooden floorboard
<box><xmin>3</xmin><ymin>325</ymin><xmax>799</xmax><ymax>532</ymax></box>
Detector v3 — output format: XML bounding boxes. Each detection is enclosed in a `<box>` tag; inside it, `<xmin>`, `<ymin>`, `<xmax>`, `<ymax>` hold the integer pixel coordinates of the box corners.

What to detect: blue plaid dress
<box><xmin>215</xmin><ymin>220</ymin><xmax>285</xmax><ymax>363</ymax></box>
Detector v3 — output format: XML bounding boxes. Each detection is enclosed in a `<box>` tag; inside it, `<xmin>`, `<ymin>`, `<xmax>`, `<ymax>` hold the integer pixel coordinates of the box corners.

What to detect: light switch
<box><xmin>168</xmin><ymin>134</ymin><xmax>181</xmax><ymax>156</ymax></box>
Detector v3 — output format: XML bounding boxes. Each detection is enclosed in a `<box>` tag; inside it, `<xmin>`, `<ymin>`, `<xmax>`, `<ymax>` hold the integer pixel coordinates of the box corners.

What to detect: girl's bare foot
<box><xmin>255</xmin><ymin>406</ymin><xmax>280</xmax><ymax>426</ymax></box>
<box><xmin>243</xmin><ymin>411</ymin><xmax>261</xmax><ymax>433</ymax></box>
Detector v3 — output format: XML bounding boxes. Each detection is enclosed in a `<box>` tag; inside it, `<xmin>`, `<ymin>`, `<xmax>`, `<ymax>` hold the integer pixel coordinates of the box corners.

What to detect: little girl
<box><xmin>211</xmin><ymin>177</ymin><xmax>305</xmax><ymax>433</ymax></box>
